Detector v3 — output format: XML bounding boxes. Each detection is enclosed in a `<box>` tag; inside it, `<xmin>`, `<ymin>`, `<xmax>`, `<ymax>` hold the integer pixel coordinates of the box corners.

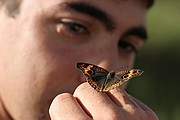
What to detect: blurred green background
<box><xmin>126</xmin><ymin>1</ymin><xmax>180</xmax><ymax>120</ymax></box>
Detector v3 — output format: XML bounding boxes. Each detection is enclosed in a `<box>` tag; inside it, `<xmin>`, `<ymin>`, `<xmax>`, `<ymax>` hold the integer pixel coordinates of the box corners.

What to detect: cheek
<box><xmin>37</xmin><ymin>47</ymin><xmax>83</xmax><ymax>94</ymax></box>
<box><xmin>29</xmin><ymin>44</ymin><xmax>81</xmax><ymax>91</ymax></box>
<box><xmin>12</xmin><ymin>35</ymin><xmax>82</xmax><ymax>96</ymax></box>
<box><xmin>126</xmin><ymin>54</ymin><xmax>136</xmax><ymax>67</ymax></box>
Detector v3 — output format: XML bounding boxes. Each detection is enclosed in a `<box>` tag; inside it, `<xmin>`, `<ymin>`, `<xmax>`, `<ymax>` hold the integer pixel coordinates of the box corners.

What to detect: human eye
<box><xmin>118</xmin><ymin>40</ymin><xmax>138</xmax><ymax>55</ymax></box>
<box><xmin>57</xmin><ymin>18</ymin><xmax>89</xmax><ymax>37</ymax></box>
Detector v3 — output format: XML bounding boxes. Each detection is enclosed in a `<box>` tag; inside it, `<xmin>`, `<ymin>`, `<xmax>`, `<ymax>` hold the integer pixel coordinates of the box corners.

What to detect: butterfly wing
<box><xmin>77</xmin><ymin>62</ymin><xmax>109</xmax><ymax>92</ymax></box>
<box><xmin>116</xmin><ymin>69</ymin><xmax>144</xmax><ymax>84</ymax></box>
<box><xmin>102</xmin><ymin>71</ymin><xmax>124</xmax><ymax>92</ymax></box>
<box><xmin>103</xmin><ymin>69</ymin><xmax>144</xmax><ymax>92</ymax></box>
<box><xmin>77</xmin><ymin>62</ymin><xmax>144</xmax><ymax>92</ymax></box>
<box><xmin>88</xmin><ymin>74</ymin><xmax>107</xmax><ymax>92</ymax></box>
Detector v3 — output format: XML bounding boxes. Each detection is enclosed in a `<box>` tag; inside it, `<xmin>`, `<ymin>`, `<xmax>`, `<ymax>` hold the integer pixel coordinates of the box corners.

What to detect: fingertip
<box><xmin>49</xmin><ymin>93</ymin><xmax>91</xmax><ymax>120</ymax></box>
<box><xmin>74</xmin><ymin>82</ymin><xmax>97</xmax><ymax>96</ymax></box>
<box><xmin>49</xmin><ymin>93</ymin><xmax>74</xmax><ymax>118</ymax></box>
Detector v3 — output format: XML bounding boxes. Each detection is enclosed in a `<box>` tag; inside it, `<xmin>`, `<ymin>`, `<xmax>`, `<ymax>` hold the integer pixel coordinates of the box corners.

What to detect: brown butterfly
<box><xmin>77</xmin><ymin>62</ymin><xmax>144</xmax><ymax>92</ymax></box>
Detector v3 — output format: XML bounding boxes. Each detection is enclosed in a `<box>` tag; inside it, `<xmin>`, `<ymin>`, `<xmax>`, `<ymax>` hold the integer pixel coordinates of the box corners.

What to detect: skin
<box><xmin>0</xmin><ymin>0</ymin><xmax>158</xmax><ymax>119</ymax></box>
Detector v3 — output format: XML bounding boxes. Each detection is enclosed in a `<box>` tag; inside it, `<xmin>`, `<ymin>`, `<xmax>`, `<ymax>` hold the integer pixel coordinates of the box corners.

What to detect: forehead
<box><xmin>22</xmin><ymin>0</ymin><xmax>147</xmax><ymax>13</ymax></box>
<box><xmin>21</xmin><ymin>0</ymin><xmax>147</xmax><ymax>30</ymax></box>
<box><xmin>23</xmin><ymin>0</ymin><xmax>147</xmax><ymax>12</ymax></box>
<box><xmin>26</xmin><ymin>0</ymin><xmax>147</xmax><ymax>19</ymax></box>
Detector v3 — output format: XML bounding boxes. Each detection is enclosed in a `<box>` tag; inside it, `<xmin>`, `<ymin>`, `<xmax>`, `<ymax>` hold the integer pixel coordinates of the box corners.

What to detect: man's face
<box><xmin>0</xmin><ymin>0</ymin><xmax>147</xmax><ymax>119</ymax></box>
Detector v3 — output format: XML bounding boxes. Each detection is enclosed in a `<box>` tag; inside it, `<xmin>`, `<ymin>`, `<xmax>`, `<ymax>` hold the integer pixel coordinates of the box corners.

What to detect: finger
<box><xmin>107</xmin><ymin>88</ymin><xmax>147</xmax><ymax>119</ymax></box>
<box><xmin>73</xmin><ymin>82</ymin><xmax>124</xmax><ymax>120</ymax></box>
<box><xmin>49</xmin><ymin>93</ymin><xmax>91</xmax><ymax>120</ymax></box>
<box><xmin>129</xmin><ymin>94</ymin><xmax>159</xmax><ymax>120</ymax></box>
<box><xmin>107</xmin><ymin>88</ymin><xmax>141</xmax><ymax>109</ymax></box>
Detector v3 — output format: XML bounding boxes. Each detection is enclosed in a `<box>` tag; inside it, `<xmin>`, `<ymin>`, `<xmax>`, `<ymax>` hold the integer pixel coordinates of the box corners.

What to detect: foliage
<box><xmin>127</xmin><ymin>1</ymin><xmax>180</xmax><ymax>120</ymax></box>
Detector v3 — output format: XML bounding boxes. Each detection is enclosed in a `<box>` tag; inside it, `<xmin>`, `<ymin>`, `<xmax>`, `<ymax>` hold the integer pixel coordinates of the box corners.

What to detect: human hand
<box><xmin>49</xmin><ymin>82</ymin><xmax>159</xmax><ymax>120</ymax></box>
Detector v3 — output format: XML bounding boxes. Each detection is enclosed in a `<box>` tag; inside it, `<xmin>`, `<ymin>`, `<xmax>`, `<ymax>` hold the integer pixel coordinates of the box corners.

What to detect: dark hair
<box><xmin>0</xmin><ymin>0</ymin><xmax>21</xmax><ymax>17</ymax></box>
<box><xmin>0</xmin><ymin>0</ymin><xmax>155</xmax><ymax>17</ymax></box>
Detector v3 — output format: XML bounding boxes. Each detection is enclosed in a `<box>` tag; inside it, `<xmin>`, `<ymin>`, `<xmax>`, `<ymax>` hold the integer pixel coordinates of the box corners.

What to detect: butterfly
<box><xmin>77</xmin><ymin>62</ymin><xmax>144</xmax><ymax>92</ymax></box>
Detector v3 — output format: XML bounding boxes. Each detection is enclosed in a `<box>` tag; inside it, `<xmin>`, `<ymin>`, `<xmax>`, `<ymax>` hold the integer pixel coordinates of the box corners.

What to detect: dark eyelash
<box><xmin>60</xmin><ymin>21</ymin><xmax>88</xmax><ymax>34</ymax></box>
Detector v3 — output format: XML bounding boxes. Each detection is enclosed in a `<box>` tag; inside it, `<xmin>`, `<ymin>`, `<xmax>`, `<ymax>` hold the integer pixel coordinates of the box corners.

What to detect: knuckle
<box><xmin>74</xmin><ymin>82</ymin><xmax>91</xmax><ymax>95</ymax></box>
<box><xmin>75</xmin><ymin>116</ymin><xmax>92</xmax><ymax>120</ymax></box>
<box><xmin>103</xmin><ymin>109</ymin><xmax>123</xmax><ymax>120</ymax></box>
<box><xmin>49</xmin><ymin>93</ymin><xmax>73</xmax><ymax>114</ymax></box>
<box><xmin>53</xmin><ymin>93</ymin><xmax>74</xmax><ymax>103</ymax></box>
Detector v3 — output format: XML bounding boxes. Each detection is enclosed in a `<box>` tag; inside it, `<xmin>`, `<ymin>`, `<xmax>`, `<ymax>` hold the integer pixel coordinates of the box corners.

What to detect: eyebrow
<box><xmin>65</xmin><ymin>2</ymin><xmax>115</xmax><ymax>31</ymax></box>
<box><xmin>63</xmin><ymin>2</ymin><xmax>148</xmax><ymax>41</ymax></box>
<box><xmin>123</xmin><ymin>27</ymin><xmax>148</xmax><ymax>41</ymax></box>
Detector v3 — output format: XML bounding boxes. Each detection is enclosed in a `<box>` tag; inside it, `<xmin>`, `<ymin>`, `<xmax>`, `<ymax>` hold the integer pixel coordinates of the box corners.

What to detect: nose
<box><xmin>97</xmin><ymin>59</ymin><xmax>118</xmax><ymax>72</ymax></box>
<box><xmin>82</xmin><ymin>38</ymin><xmax>124</xmax><ymax>71</ymax></box>
<box><xmin>95</xmin><ymin>47</ymin><xmax>120</xmax><ymax>72</ymax></box>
